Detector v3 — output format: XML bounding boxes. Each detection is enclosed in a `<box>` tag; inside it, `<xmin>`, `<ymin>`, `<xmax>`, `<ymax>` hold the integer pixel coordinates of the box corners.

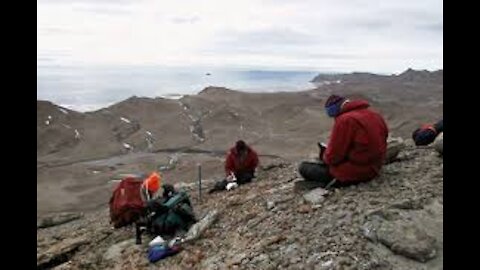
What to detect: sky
<box><xmin>37</xmin><ymin>0</ymin><xmax>443</xmax><ymax>73</ymax></box>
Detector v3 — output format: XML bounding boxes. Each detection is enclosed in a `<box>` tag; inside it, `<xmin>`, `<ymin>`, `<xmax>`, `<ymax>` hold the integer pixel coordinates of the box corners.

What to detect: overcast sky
<box><xmin>37</xmin><ymin>0</ymin><xmax>443</xmax><ymax>73</ymax></box>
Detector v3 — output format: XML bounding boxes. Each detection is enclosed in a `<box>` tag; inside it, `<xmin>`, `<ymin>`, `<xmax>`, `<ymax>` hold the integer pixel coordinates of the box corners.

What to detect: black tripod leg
<box><xmin>135</xmin><ymin>223</ymin><xmax>142</xmax><ymax>245</ymax></box>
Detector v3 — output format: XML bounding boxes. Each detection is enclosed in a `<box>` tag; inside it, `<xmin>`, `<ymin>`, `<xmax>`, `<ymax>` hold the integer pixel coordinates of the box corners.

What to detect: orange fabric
<box><xmin>143</xmin><ymin>172</ymin><xmax>161</xmax><ymax>193</ymax></box>
<box><xmin>420</xmin><ymin>124</ymin><xmax>437</xmax><ymax>134</ymax></box>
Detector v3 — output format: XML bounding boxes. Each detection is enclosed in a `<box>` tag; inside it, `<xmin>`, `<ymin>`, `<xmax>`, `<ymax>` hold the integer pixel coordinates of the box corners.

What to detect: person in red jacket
<box><xmin>209</xmin><ymin>140</ymin><xmax>259</xmax><ymax>193</ymax></box>
<box><xmin>297</xmin><ymin>94</ymin><xmax>389</xmax><ymax>190</ymax></box>
<box><xmin>225</xmin><ymin>140</ymin><xmax>259</xmax><ymax>183</ymax></box>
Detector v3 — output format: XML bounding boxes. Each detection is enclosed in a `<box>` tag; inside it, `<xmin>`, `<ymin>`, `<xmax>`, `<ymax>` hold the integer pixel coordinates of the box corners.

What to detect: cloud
<box><xmin>37</xmin><ymin>0</ymin><xmax>443</xmax><ymax>72</ymax></box>
<box><xmin>38</xmin><ymin>0</ymin><xmax>135</xmax><ymax>4</ymax></box>
<box><xmin>421</xmin><ymin>22</ymin><xmax>443</xmax><ymax>32</ymax></box>
<box><xmin>71</xmin><ymin>5</ymin><xmax>132</xmax><ymax>15</ymax></box>
<box><xmin>37</xmin><ymin>27</ymin><xmax>69</xmax><ymax>35</ymax></box>
<box><xmin>171</xmin><ymin>16</ymin><xmax>200</xmax><ymax>24</ymax></box>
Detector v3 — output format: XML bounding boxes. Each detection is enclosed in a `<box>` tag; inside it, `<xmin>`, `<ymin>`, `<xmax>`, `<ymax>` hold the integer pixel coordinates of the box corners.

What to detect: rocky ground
<box><xmin>37</xmin><ymin>140</ymin><xmax>443</xmax><ymax>270</ymax></box>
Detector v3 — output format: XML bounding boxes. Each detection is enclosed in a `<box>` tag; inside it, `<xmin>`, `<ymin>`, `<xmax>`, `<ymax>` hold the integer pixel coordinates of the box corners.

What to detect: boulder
<box><xmin>385</xmin><ymin>137</ymin><xmax>406</xmax><ymax>164</ymax></box>
<box><xmin>433</xmin><ymin>133</ymin><xmax>443</xmax><ymax>155</ymax></box>
<box><xmin>362</xmin><ymin>216</ymin><xmax>437</xmax><ymax>262</ymax></box>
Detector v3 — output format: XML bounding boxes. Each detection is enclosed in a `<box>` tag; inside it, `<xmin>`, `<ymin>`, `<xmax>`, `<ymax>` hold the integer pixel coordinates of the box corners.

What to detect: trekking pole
<box><xmin>198</xmin><ymin>164</ymin><xmax>202</xmax><ymax>203</ymax></box>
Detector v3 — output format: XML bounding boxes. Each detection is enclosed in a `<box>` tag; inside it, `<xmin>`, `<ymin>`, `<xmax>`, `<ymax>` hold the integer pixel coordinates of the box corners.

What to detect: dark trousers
<box><xmin>298</xmin><ymin>161</ymin><xmax>334</xmax><ymax>187</ymax></box>
<box><xmin>235</xmin><ymin>171</ymin><xmax>255</xmax><ymax>185</ymax></box>
<box><xmin>298</xmin><ymin>161</ymin><xmax>360</xmax><ymax>189</ymax></box>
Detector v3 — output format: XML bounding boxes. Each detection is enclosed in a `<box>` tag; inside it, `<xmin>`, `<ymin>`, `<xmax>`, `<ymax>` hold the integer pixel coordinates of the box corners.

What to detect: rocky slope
<box><xmin>37</xmin><ymin>140</ymin><xmax>443</xmax><ymax>270</ymax></box>
<box><xmin>37</xmin><ymin>68</ymin><xmax>443</xmax><ymax>269</ymax></box>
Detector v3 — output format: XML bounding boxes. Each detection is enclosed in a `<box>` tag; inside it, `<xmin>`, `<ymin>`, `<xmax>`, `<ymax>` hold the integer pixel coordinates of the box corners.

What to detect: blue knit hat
<box><xmin>325</xmin><ymin>95</ymin><xmax>346</xmax><ymax>117</ymax></box>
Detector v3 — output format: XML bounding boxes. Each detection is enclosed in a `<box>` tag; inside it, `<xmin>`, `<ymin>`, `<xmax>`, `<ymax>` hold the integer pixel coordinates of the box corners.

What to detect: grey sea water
<box><xmin>37</xmin><ymin>65</ymin><xmax>320</xmax><ymax>112</ymax></box>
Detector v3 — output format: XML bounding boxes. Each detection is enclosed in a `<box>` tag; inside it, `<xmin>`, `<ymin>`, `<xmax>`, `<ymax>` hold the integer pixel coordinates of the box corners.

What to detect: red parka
<box><xmin>225</xmin><ymin>145</ymin><xmax>259</xmax><ymax>176</ymax></box>
<box><xmin>323</xmin><ymin>100</ymin><xmax>388</xmax><ymax>183</ymax></box>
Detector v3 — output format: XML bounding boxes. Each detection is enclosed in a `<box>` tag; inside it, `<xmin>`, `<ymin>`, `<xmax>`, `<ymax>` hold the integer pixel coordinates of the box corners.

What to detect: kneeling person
<box><xmin>209</xmin><ymin>140</ymin><xmax>259</xmax><ymax>193</ymax></box>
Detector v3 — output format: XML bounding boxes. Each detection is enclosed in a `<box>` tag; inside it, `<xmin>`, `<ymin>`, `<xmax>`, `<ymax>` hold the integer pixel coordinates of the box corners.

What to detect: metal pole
<box><xmin>198</xmin><ymin>164</ymin><xmax>202</xmax><ymax>202</ymax></box>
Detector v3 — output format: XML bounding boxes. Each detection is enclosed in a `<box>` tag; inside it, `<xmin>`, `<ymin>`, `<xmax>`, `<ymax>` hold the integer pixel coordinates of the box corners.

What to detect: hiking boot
<box><xmin>208</xmin><ymin>180</ymin><xmax>228</xmax><ymax>194</ymax></box>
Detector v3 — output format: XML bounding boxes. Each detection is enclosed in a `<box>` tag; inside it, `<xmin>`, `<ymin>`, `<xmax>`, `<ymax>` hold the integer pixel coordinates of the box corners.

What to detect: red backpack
<box><xmin>109</xmin><ymin>177</ymin><xmax>146</xmax><ymax>228</ymax></box>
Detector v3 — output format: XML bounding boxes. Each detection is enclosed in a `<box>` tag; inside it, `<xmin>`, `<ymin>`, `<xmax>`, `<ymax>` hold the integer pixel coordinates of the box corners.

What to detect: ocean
<box><xmin>37</xmin><ymin>65</ymin><xmax>319</xmax><ymax>112</ymax></box>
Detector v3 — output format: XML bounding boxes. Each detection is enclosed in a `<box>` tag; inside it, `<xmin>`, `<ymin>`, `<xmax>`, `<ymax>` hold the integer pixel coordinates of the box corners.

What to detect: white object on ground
<box><xmin>149</xmin><ymin>236</ymin><xmax>166</xmax><ymax>247</ymax></box>
<box><xmin>226</xmin><ymin>182</ymin><xmax>238</xmax><ymax>191</ymax></box>
<box><xmin>74</xmin><ymin>129</ymin><xmax>80</xmax><ymax>139</ymax></box>
<box><xmin>123</xmin><ymin>143</ymin><xmax>132</xmax><ymax>150</ymax></box>
<box><xmin>146</xmin><ymin>131</ymin><xmax>153</xmax><ymax>137</ymax></box>
<box><xmin>266</xmin><ymin>201</ymin><xmax>275</xmax><ymax>210</ymax></box>
<box><xmin>120</xmin><ymin>117</ymin><xmax>131</xmax><ymax>124</ymax></box>
<box><xmin>45</xmin><ymin>120</ymin><xmax>50</xmax><ymax>125</ymax></box>
<box><xmin>48</xmin><ymin>115</ymin><xmax>52</xmax><ymax>120</ymax></box>
<box><xmin>168</xmin><ymin>155</ymin><xmax>179</xmax><ymax>165</ymax></box>
<box><xmin>303</xmin><ymin>187</ymin><xmax>329</xmax><ymax>205</ymax></box>
<box><xmin>168</xmin><ymin>237</ymin><xmax>183</xmax><ymax>247</ymax></box>
<box><xmin>322</xmin><ymin>260</ymin><xmax>333</xmax><ymax>267</ymax></box>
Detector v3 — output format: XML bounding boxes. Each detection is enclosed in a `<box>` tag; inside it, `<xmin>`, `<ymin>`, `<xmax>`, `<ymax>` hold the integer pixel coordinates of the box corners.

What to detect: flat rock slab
<box><xmin>363</xmin><ymin>216</ymin><xmax>437</xmax><ymax>262</ymax></box>
<box><xmin>37</xmin><ymin>236</ymin><xmax>90</xmax><ymax>269</ymax></box>
<box><xmin>37</xmin><ymin>213</ymin><xmax>83</xmax><ymax>229</ymax></box>
<box><xmin>294</xmin><ymin>180</ymin><xmax>324</xmax><ymax>193</ymax></box>
<box><xmin>103</xmin><ymin>239</ymin><xmax>139</xmax><ymax>261</ymax></box>
<box><xmin>184</xmin><ymin>209</ymin><xmax>219</xmax><ymax>242</ymax></box>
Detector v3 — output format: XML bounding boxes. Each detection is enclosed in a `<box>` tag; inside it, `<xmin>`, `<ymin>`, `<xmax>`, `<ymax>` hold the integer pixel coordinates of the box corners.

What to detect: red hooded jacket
<box><xmin>225</xmin><ymin>145</ymin><xmax>259</xmax><ymax>176</ymax></box>
<box><xmin>322</xmin><ymin>100</ymin><xmax>388</xmax><ymax>183</ymax></box>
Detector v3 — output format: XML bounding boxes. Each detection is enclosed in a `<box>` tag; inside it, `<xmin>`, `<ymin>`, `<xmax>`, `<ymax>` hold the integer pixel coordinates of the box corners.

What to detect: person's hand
<box><xmin>318</xmin><ymin>142</ymin><xmax>327</xmax><ymax>160</ymax></box>
<box><xmin>317</xmin><ymin>142</ymin><xmax>327</xmax><ymax>149</ymax></box>
<box><xmin>226</xmin><ymin>172</ymin><xmax>236</xmax><ymax>182</ymax></box>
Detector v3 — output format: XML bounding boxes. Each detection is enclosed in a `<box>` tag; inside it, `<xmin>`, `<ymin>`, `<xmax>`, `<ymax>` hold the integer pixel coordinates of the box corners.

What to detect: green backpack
<box><xmin>150</xmin><ymin>191</ymin><xmax>196</xmax><ymax>236</ymax></box>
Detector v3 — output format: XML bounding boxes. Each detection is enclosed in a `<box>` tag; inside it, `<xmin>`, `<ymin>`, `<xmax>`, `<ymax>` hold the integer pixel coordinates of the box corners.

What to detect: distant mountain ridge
<box><xmin>311</xmin><ymin>68</ymin><xmax>443</xmax><ymax>84</ymax></box>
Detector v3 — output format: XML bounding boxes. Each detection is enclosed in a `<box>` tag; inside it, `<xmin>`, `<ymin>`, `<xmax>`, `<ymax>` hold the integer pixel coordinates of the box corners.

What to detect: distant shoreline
<box><xmin>38</xmin><ymin>84</ymin><xmax>318</xmax><ymax>113</ymax></box>
<box><xmin>37</xmin><ymin>68</ymin><xmax>442</xmax><ymax>113</ymax></box>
